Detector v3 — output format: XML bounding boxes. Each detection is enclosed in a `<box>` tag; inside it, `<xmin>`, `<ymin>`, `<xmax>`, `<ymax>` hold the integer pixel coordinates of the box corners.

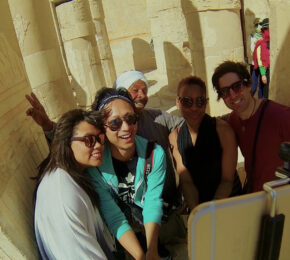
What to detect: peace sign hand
<box><xmin>25</xmin><ymin>92</ymin><xmax>54</xmax><ymax>131</ymax></box>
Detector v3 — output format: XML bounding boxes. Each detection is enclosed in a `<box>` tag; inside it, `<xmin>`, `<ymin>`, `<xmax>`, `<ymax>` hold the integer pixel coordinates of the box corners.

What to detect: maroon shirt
<box><xmin>228</xmin><ymin>99</ymin><xmax>290</xmax><ymax>191</ymax></box>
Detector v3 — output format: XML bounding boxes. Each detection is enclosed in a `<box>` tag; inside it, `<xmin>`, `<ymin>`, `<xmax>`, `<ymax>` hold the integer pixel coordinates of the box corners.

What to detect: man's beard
<box><xmin>134</xmin><ymin>98</ymin><xmax>148</xmax><ymax>111</ymax></box>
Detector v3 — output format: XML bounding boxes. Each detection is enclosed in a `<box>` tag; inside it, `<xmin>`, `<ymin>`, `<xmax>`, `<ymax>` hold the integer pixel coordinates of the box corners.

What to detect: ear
<box><xmin>205</xmin><ymin>98</ymin><xmax>209</xmax><ymax>105</ymax></box>
<box><xmin>176</xmin><ymin>97</ymin><xmax>180</xmax><ymax>109</ymax></box>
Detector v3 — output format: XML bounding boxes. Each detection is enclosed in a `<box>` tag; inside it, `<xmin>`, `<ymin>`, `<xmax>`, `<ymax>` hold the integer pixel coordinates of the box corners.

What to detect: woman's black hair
<box><xmin>34</xmin><ymin>109</ymin><xmax>103</xmax><ymax>207</ymax></box>
<box><xmin>177</xmin><ymin>75</ymin><xmax>207</xmax><ymax>96</ymax></box>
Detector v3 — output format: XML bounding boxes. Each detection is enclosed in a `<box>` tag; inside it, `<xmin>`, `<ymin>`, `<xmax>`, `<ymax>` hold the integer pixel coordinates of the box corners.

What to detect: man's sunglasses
<box><xmin>178</xmin><ymin>96</ymin><xmax>207</xmax><ymax>108</ymax></box>
<box><xmin>217</xmin><ymin>79</ymin><xmax>248</xmax><ymax>99</ymax></box>
<box><xmin>71</xmin><ymin>133</ymin><xmax>105</xmax><ymax>148</ymax></box>
<box><xmin>105</xmin><ymin>113</ymin><xmax>139</xmax><ymax>131</ymax></box>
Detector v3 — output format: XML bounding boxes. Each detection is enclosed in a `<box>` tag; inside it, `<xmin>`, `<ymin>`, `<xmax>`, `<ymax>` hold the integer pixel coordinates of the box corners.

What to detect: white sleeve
<box><xmin>34</xmin><ymin>169</ymin><xmax>109</xmax><ymax>260</ymax></box>
<box><xmin>250</xmin><ymin>35</ymin><xmax>256</xmax><ymax>53</ymax></box>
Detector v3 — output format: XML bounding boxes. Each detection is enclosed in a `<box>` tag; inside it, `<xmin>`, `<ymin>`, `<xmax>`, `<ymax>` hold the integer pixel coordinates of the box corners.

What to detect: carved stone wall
<box><xmin>0</xmin><ymin>1</ymin><xmax>48</xmax><ymax>258</ymax></box>
<box><xmin>269</xmin><ymin>0</ymin><xmax>290</xmax><ymax>106</ymax></box>
<box><xmin>102</xmin><ymin>0</ymin><xmax>155</xmax><ymax>75</ymax></box>
<box><xmin>89</xmin><ymin>0</ymin><xmax>116</xmax><ymax>88</ymax></box>
<box><xmin>146</xmin><ymin>0</ymin><xmax>192</xmax><ymax>112</ymax></box>
<box><xmin>8</xmin><ymin>0</ymin><xmax>76</xmax><ymax>122</ymax></box>
<box><xmin>56</xmin><ymin>0</ymin><xmax>106</xmax><ymax>107</ymax></box>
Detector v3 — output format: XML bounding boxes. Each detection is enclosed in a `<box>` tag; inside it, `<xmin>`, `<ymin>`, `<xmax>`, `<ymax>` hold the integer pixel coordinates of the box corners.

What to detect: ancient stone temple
<box><xmin>1</xmin><ymin>0</ymin><xmax>289</xmax><ymax>258</ymax></box>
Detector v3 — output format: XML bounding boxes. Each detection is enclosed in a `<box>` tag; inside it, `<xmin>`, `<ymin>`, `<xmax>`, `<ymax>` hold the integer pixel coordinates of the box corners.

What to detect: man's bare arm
<box><xmin>119</xmin><ymin>229</ymin><xmax>145</xmax><ymax>260</ymax></box>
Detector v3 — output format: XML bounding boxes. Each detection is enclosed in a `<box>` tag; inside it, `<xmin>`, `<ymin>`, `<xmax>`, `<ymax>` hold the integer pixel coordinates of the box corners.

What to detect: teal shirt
<box><xmin>87</xmin><ymin>135</ymin><xmax>166</xmax><ymax>239</ymax></box>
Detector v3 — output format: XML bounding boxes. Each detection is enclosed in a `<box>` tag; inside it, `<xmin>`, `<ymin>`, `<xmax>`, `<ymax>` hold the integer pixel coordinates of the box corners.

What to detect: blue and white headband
<box><xmin>97</xmin><ymin>94</ymin><xmax>133</xmax><ymax>111</ymax></box>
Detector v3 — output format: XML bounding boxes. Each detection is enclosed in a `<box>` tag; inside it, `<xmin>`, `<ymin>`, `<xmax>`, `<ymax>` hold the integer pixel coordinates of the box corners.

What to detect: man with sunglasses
<box><xmin>113</xmin><ymin>71</ymin><xmax>186</xmax><ymax>249</ymax></box>
<box><xmin>212</xmin><ymin>60</ymin><xmax>290</xmax><ymax>193</ymax></box>
<box><xmin>114</xmin><ymin>71</ymin><xmax>184</xmax><ymax>209</ymax></box>
<box><xmin>169</xmin><ymin>76</ymin><xmax>241</xmax><ymax>210</ymax></box>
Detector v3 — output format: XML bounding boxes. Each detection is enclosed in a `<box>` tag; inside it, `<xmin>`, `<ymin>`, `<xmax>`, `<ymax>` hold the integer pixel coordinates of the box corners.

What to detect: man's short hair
<box><xmin>211</xmin><ymin>61</ymin><xmax>252</xmax><ymax>92</ymax></box>
<box><xmin>178</xmin><ymin>76</ymin><xmax>207</xmax><ymax>96</ymax></box>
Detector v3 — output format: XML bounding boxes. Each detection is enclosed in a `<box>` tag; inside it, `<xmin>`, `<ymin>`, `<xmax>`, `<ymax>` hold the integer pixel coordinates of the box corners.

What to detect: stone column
<box><xmin>8</xmin><ymin>0</ymin><xmax>76</xmax><ymax>122</ymax></box>
<box><xmin>146</xmin><ymin>0</ymin><xmax>192</xmax><ymax>111</ymax></box>
<box><xmin>88</xmin><ymin>0</ymin><xmax>116</xmax><ymax>88</ymax></box>
<box><xmin>56</xmin><ymin>0</ymin><xmax>106</xmax><ymax>107</ymax></box>
<box><xmin>101</xmin><ymin>0</ymin><xmax>153</xmax><ymax>75</ymax></box>
<box><xmin>182</xmin><ymin>0</ymin><xmax>244</xmax><ymax>116</ymax></box>
<box><xmin>1</xmin><ymin>1</ymin><xmax>49</xmax><ymax>258</ymax></box>
<box><xmin>269</xmin><ymin>0</ymin><xmax>290</xmax><ymax>106</ymax></box>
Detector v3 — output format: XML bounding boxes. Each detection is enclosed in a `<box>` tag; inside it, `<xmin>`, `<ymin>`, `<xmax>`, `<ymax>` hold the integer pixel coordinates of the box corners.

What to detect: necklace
<box><xmin>241</xmin><ymin>98</ymin><xmax>256</xmax><ymax>132</ymax></box>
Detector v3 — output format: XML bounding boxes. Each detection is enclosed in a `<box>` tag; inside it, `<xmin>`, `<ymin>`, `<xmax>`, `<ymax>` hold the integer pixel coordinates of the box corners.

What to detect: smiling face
<box><xmin>104</xmin><ymin>99</ymin><xmax>137</xmax><ymax>155</ymax></box>
<box><xmin>128</xmin><ymin>80</ymin><xmax>148</xmax><ymax>112</ymax></box>
<box><xmin>70</xmin><ymin>121</ymin><xmax>104</xmax><ymax>169</ymax></box>
<box><xmin>177</xmin><ymin>84</ymin><xmax>207</xmax><ymax>124</ymax></box>
<box><xmin>218</xmin><ymin>72</ymin><xmax>252</xmax><ymax>116</ymax></box>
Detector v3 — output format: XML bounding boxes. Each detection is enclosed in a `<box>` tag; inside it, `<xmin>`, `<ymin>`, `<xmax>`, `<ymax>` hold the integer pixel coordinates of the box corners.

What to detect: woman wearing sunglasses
<box><xmin>169</xmin><ymin>76</ymin><xmax>242</xmax><ymax>210</ymax></box>
<box><xmin>87</xmin><ymin>88</ymin><xmax>167</xmax><ymax>260</ymax></box>
<box><xmin>34</xmin><ymin>109</ymin><xmax>116</xmax><ymax>260</ymax></box>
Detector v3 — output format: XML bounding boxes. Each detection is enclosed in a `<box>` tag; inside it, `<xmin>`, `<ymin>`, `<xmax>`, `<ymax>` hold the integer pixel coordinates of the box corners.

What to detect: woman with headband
<box><xmin>169</xmin><ymin>76</ymin><xmax>242</xmax><ymax>210</ymax></box>
<box><xmin>87</xmin><ymin>87</ymin><xmax>167</xmax><ymax>260</ymax></box>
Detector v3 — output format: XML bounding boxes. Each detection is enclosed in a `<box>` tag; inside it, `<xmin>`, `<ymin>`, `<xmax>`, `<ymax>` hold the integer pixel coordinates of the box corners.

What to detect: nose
<box><xmin>93</xmin><ymin>139</ymin><xmax>103</xmax><ymax>149</ymax></box>
<box><xmin>228</xmin><ymin>88</ymin><xmax>238</xmax><ymax>99</ymax></box>
<box><xmin>188</xmin><ymin>103</ymin><xmax>197</xmax><ymax>110</ymax></box>
<box><xmin>120</xmin><ymin>120</ymin><xmax>130</xmax><ymax>131</ymax></box>
<box><xmin>137</xmin><ymin>89</ymin><xmax>146</xmax><ymax>99</ymax></box>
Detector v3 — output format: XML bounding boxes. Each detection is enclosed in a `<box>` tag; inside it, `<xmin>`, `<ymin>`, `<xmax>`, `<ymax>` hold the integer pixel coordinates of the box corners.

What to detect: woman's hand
<box><xmin>25</xmin><ymin>92</ymin><xmax>54</xmax><ymax>131</ymax></box>
<box><xmin>146</xmin><ymin>249</ymin><xmax>161</xmax><ymax>260</ymax></box>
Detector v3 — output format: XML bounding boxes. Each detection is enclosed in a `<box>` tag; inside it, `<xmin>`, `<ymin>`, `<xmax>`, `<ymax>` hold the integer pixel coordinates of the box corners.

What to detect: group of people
<box><xmin>26</xmin><ymin>60</ymin><xmax>290</xmax><ymax>259</ymax></box>
<box><xmin>250</xmin><ymin>17</ymin><xmax>270</xmax><ymax>98</ymax></box>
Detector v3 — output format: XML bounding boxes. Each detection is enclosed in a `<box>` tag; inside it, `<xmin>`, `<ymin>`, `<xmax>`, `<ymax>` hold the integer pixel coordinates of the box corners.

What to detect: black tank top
<box><xmin>177</xmin><ymin>114</ymin><xmax>222</xmax><ymax>203</ymax></box>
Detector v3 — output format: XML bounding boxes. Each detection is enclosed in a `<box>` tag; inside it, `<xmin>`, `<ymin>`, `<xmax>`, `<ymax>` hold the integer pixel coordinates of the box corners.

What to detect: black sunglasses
<box><xmin>178</xmin><ymin>96</ymin><xmax>207</xmax><ymax>108</ymax></box>
<box><xmin>217</xmin><ymin>79</ymin><xmax>248</xmax><ymax>99</ymax></box>
<box><xmin>105</xmin><ymin>113</ymin><xmax>138</xmax><ymax>131</ymax></box>
<box><xmin>71</xmin><ymin>133</ymin><xmax>105</xmax><ymax>148</ymax></box>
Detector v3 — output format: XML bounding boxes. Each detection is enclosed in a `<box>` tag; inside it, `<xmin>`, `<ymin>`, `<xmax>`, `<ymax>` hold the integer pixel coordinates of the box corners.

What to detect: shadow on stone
<box><xmin>132</xmin><ymin>38</ymin><xmax>157</xmax><ymax>72</ymax></box>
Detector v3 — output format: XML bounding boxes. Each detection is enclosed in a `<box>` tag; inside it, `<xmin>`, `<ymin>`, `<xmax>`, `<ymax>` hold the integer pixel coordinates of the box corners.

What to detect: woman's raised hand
<box><xmin>25</xmin><ymin>92</ymin><xmax>54</xmax><ymax>131</ymax></box>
